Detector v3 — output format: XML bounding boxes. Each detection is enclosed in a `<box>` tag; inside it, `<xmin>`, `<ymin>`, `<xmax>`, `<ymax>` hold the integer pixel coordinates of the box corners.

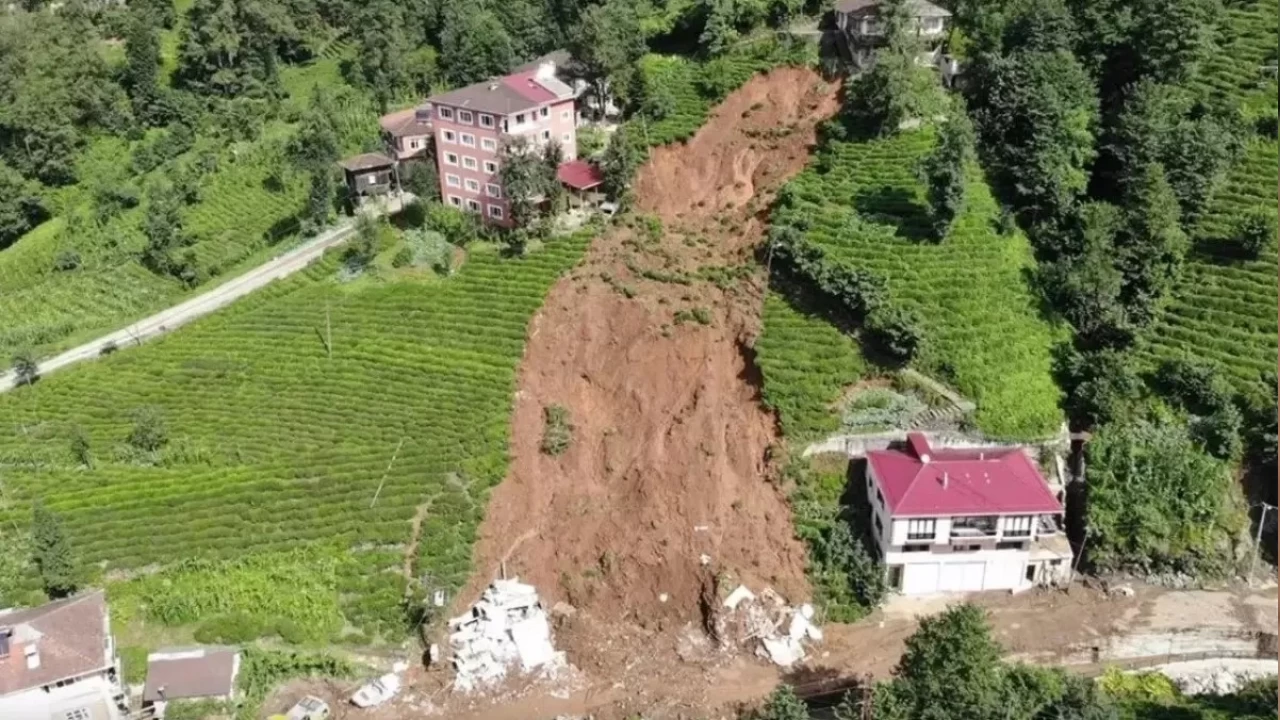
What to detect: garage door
<box><xmin>939</xmin><ymin>562</ymin><xmax>985</xmax><ymax>592</ymax></box>
<box><xmin>902</xmin><ymin>563</ymin><xmax>939</xmax><ymax>595</ymax></box>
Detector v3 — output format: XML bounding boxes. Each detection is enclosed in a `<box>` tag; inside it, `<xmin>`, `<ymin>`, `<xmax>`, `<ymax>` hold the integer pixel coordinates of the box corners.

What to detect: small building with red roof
<box><xmin>865</xmin><ymin>433</ymin><xmax>1072</xmax><ymax>595</ymax></box>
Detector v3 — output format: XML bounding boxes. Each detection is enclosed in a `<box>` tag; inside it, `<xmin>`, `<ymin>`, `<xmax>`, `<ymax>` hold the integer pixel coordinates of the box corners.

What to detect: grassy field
<box><xmin>1137</xmin><ymin>0</ymin><xmax>1279</xmax><ymax>395</ymax></box>
<box><xmin>758</xmin><ymin>129</ymin><xmax>1063</xmax><ymax>442</ymax></box>
<box><xmin>0</xmin><ymin>231</ymin><xmax>592</xmax><ymax>640</ymax></box>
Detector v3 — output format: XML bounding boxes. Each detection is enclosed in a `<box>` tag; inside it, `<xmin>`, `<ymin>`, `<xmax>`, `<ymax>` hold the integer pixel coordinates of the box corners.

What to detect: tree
<box><xmin>31</xmin><ymin>500</ymin><xmax>77</xmax><ymax>600</ymax></box>
<box><xmin>439</xmin><ymin>9</ymin><xmax>516</xmax><ymax>86</ymax></box>
<box><xmin>699</xmin><ymin>0</ymin><xmax>740</xmax><ymax>56</ymax></box>
<box><xmin>966</xmin><ymin>49</ymin><xmax>1098</xmax><ymax>225</ymax></box>
<box><xmin>175</xmin><ymin>0</ymin><xmax>298</xmax><ymax>97</ymax></box>
<box><xmin>757</xmin><ymin>686</ymin><xmax>809</xmax><ymax>720</ymax></box>
<box><xmin>1053</xmin><ymin>346</ymin><xmax>1143</xmax><ymax>428</ymax></box>
<box><xmin>401</xmin><ymin>159</ymin><xmax>440</xmax><ymax>203</ymax></box>
<box><xmin>1086</xmin><ymin>417</ymin><xmax>1241</xmax><ymax>575</ymax></box>
<box><xmin>69</xmin><ymin>424</ymin><xmax>93</xmax><ymax>468</ymax></box>
<box><xmin>141</xmin><ymin>184</ymin><xmax>195</xmax><ymax>282</ymax></box>
<box><xmin>874</xmin><ymin>604</ymin><xmax>1006</xmax><ymax>720</ymax></box>
<box><xmin>11</xmin><ymin>350</ymin><xmax>39</xmax><ymax>387</ymax></box>
<box><xmin>121</xmin><ymin>6</ymin><xmax>164</xmax><ymax>124</ymax></box>
<box><xmin>0</xmin><ymin>161</ymin><xmax>48</xmax><ymax>250</ymax></box>
<box><xmin>542</xmin><ymin>139</ymin><xmax>566</xmax><ymax>214</ymax></box>
<box><xmin>128</xmin><ymin>406</ymin><xmax>169</xmax><ymax>452</ymax></box>
<box><xmin>346</xmin><ymin>214</ymin><xmax>381</xmax><ymax>268</ymax></box>
<box><xmin>841</xmin><ymin>0</ymin><xmax>944</xmax><ymax>137</ymax></box>
<box><xmin>1114</xmin><ymin>163</ymin><xmax>1187</xmax><ymax>326</ymax></box>
<box><xmin>919</xmin><ymin>111</ymin><xmax>975</xmax><ymax>240</ymax></box>
<box><xmin>1130</xmin><ymin>0</ymin><xmax>1219</xmax><ymax>86</ymax></box>
<box><xmin>351</xmin><ymin>0</ymin><xmax>409</xmax><ymax>113</ymax></box>
<box><xmin>498</xmin><ymin>137</ymin><xmax>556</xmax><ymax>227</ymax></box>
<box><xmin>600</xmin><ymin>125</ymin><xmax>644</xmax><ymax>199</ymax></box>
<box><xmin>567</xmin><ymin>0</ymin><xmax>646</xmax><ymax>115</ymax></box>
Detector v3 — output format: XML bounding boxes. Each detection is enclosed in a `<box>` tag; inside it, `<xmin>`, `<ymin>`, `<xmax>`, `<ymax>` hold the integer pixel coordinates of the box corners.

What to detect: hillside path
<box><xmin>0</xmin><ymin>194</ymin><xmax>413</xmax><ymax>393</ymax></box>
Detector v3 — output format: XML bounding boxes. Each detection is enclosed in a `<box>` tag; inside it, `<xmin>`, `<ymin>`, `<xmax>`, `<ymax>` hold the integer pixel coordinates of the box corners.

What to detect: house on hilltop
<box><xmin>0</xmin><ymin>591</ymin><xmax>127</xmax><ymax>720</ymax></box>
<box><xmin>866</xmin><ymin>433</ymin><xmax>1073</xmax><ymax>595</ymax></box>
<box><xmin>142</xmin><ymin>647</ymin><xmax>241</xmax><ymax>719</ymax></box>
<box><xmin>379</xmin><ymin>107</ymin><xmax>435</xmax><ymax>161</ymax></box>
<box><xmin>834</xmin><ymin>0</ymin><xmax>960</xmax><ymax>82</ymax></box>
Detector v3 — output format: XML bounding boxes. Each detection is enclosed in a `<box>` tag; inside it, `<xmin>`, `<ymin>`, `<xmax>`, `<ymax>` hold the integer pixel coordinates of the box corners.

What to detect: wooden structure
<box><xmin>556</xmin><ymin>159</ymin><xmax>606</xmax><ymax>210</ymax></box>
<box><xmin>338</xmin><ymin>153</ymin><xmax>398</xmax><ymax>202</ymax></box>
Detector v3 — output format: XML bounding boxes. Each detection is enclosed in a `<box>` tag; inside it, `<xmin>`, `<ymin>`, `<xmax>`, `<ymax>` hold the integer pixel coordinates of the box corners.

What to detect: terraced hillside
<box><xmin>0</xmin><ymin>59</ymin><xmax>368</xmax><ymax>361</ymax></box>
<box><xmin>0</xmin><ymin>233</ymin><xmax>590</xmax><ymax>638</ymax></box>
<box><xmin>759</xmin><ymin>130</ymin><xmax>1063</xmax><ymax>441</ymax></box>
<box><xmin>1138</xmin><ymin>0</ymin><xmax>1279</xmax><ymax>393</ymax></box>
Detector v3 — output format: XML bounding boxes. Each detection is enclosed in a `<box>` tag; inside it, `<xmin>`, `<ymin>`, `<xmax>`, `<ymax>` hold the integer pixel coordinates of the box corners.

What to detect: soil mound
<box><xmin>466</xmin><ymin>66</ymin><xmax>841</xmax><ymax>667</ymax></box>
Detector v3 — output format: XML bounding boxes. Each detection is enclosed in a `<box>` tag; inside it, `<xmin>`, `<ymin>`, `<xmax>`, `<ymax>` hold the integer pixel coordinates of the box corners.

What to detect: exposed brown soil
<box><xmin>434</xmin><ymin>67</ymin><xmax>842</xmax><ymax>713</ymax></box>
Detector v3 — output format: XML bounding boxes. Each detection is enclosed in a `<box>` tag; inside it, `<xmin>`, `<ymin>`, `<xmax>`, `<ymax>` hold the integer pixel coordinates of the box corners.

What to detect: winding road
<box><xmin>0</xmin><ymin>195</ymin><xmax>411</xmax><ymax>394</ymax></box>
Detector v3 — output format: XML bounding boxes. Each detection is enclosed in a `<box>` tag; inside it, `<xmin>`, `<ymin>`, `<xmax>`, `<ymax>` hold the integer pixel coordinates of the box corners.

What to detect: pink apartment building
<box><xmin>425</xmin><ymin>58</ymin><xmax>579</xmax><ymax>226</ymax></box>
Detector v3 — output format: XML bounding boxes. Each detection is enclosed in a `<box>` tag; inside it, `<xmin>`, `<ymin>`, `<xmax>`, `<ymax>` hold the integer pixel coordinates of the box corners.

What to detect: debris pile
<box><xmin>448</xmin><ymin>578</ymin><xmax>565</xmax><ymax>693</ymax></box>
<box><xmin>720</xmin><ymin>585</ymin><xmax>823</xmax><ymax>668</ymax></box>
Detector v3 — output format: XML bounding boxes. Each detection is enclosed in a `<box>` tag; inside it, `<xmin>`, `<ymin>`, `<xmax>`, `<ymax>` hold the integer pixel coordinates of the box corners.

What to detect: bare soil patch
<box><xmin>439</xmin><ymin>67</ymin><xmax>841</xmax><ymax>711</ymax></box>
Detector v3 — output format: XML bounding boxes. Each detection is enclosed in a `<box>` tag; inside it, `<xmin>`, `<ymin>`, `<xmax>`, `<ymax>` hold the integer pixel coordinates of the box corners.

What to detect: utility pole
<box><xmin>1248</xmin><ymin>501</ymin><xmax>1276</xmax><ymax>587</ymax></box>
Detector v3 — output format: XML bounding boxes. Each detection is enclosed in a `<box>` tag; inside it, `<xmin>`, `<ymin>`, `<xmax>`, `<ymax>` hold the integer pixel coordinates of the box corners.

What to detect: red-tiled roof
<box><xmin>867</xmin><ymin>433</ymin><xmax>1061</xmax><ymax>517</ymax></box>
<box><xmin>557</xmin><ymin>160</ymin><xmax>604</xmax><ymax>190</ymax></box>
<box><xmin>502</xmin><ymin>72</ymin><xmax>558</xmax><ymax>104</ymax></box>
<box><xmin>0</xmin><ymin>591</ymin><xmax>110</xmax><ymax>695</ymax></box>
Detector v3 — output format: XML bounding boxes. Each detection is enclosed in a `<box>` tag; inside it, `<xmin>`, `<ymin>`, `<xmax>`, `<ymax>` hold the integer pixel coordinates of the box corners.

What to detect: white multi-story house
<box><xmin>0</xmin><ymin>591</ymin><xmax>126</xmax><ymax>720</ymax></box>
<box><xmin>866</xmin><ymin>433</ymin><xmax>1074</xmax><ymax>595</ymax></box>
<box><xmin>834</xmin><ymin>0</ymin><xmax>960</xmax><ymax>83</ymax></box>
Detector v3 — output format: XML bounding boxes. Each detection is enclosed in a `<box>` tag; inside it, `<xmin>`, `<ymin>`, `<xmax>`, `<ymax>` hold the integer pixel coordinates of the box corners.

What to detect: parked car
<box><xmin>276</xmin><ymin>695</ymin><xmax>330</xmax><ymax>720</ymax></box>
<box><xmin>350</xmin><ymin>673</ymin><xmax>401</xmax><ymax>708</ymax></box>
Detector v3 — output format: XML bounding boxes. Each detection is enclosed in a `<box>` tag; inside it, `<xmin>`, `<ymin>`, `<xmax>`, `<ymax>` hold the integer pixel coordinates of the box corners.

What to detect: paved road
<box><xmin>0</xmin><ymin>195</ymin><xmax>411</xmax><ymax>394</ymax></box>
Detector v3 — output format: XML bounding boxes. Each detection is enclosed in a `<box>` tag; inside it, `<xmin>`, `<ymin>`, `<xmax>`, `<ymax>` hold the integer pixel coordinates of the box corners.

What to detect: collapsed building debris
<box><xmin>719</xmin><ymin>584</ymin><xmax>823</xmax><ymax>668</ymax></box>
<box><xmin>448</xmin><ymin>578</ymin><xmax>565</xmax><ymax>693</ymax></box>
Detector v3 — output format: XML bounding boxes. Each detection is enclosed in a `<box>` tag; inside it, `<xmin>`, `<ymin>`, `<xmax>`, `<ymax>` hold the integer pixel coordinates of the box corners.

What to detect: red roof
<box><xmin>557</xmin><ymin>160</ymin><xmax>605</xmax><ymax>190</ymax></box>
<box><xmin>867</xmin><ymin>433</ymin><xmax>1061</xmax><ymax>517</ymax></box>
<box><xmin>502</xmin><ymin>72</ymin><xmax>558</xmax><ymax>104</ymax></box>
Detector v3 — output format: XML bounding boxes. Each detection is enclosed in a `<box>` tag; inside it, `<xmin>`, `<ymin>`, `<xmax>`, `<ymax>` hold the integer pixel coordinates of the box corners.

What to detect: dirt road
<box><xmin>0</xmin><ymin>195</ymin><xmax>413</xmax><ymax>393</ymax></box>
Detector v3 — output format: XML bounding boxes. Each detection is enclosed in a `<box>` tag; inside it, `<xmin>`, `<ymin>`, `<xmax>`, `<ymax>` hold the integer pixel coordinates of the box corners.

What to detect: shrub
<box><xmin>119</xmin><ymin>646</ymin><xmax>149</xmax><ymax>685</ymax></box>
<box><xmin>68</xmin><ymin>425</ymin><xmax>93</xmax><ymax>467</ymax></box>
<box><xmin>273</xmin><ymin>617</ymin><xmax>312</xmax><ymax>645</ymax></box>
<box><xmin>540</xmin><ymin>405</ymin><xmax>574</xmax><ymax>456</ymax></box>
<box><xmin>53</xmin><ymin>249</ymin><xmax>81</xmax><ymax>272</ymax></box>
<box><xmin>127</xmin><ymin>406</ymin><xmax>169</xmax><ymax>452</ymax></box>
<box><xmin>864</xmin><ymin>306</ymin><xmax>923</xmax><ymax>364</ymax></box>
<box><xmin>193</xmin><ymin>612</ymin><xmax>266</xmax><ymax>644</ymax></box>
<box><xmin>1190</xmin><ymin>403</ymin><xmax>1243</xmax><ymax>460</ymax></box>
<box><xmin>1232</xmin><ymin>209</ymin><xmax>1276</xmax><ymax>259</ymax></box>
<box><xmin>390</xmin><ymin>247</ymin><xmax>413</xmax><ymax>268</ymax></box>
<box><xmin>1152</xmin><ymin>356</ymin><xmax>1233</xmax><ymax>415</ymax></box>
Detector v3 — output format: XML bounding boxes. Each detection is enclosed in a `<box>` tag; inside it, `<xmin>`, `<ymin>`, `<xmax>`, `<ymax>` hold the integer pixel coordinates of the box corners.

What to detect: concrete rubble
<box><xmin>719</xmin><ymin>584</ymin><xmax>823</xmax><ymax>668</ymax></box>
<box><xmin>1149</xmin><ymin>659</ymin><xmax>1278</xmax><ymax>696</ymax></box>
<box><xmin>448</xmin><ymin>577</ymin><xmax>566</xmax><ymax>693</ymax></box>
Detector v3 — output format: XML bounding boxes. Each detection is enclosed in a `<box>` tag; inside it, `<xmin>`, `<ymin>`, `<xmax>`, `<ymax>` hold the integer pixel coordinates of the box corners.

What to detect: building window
<box><xmin>541</xmin><ymin>130</ymin><xmax>551</xmax><ymax>141</ymax></box>
<box><xmin>483</xmin><ymin>160</ymin><xmax>498</xmax><ymax>174</ymax></box>
<box><xmin>481</xmin><ymin>137</ymin><xmax>498</xmax><ymax>152</ymax></box>
<box><xmin>561</xmin><ymin>109</ymin><xmax>571</xmax><ymax>121</ymax></box>
<box><xmin>488</xmin><ymin>204</ymin><xmax>504</xmax><ymax>219</ymax></box>
<box><xmin>438</xmin><ymin>107</ymin><xmax>454</xmax><ymax>120</ymax></box>
<box><xmin>906</xmin><ymin>518</ymin><xmax>935</xmax><ymax>541</ymax></box>
<box><xmin>996</xmin><ymin>541</ymin><xmax>1026</xmax><ymax>551</ymax></box>
<box><xmin>464</xmin><ymin>178</ymin><xmax>480</xmax><ymax>192</ymax></box>
<box><xmin>954</xmin><ymin>544</ymin><xmax>981</xmax><ymax>552</ymax></box>
<box><xmin>446</xmin><ymin>174</ymin><xmax>461</xmax><ymax>188</ymax></box>
<box><xmin>408</xmin><ymin>139</ymin><xmax>419</xmax><ymax>150</ymax></box>
<box><xmin>448</xmin><ymin>195</ymin><xmax>462</xmax><ymax>207</ymax></box>
<box><xmin>460</xmin><ymin>133</ymin><xmax>476</xmax><ymax>147</ymax></box>
<box><xmin>875</xmin><ymin>489</ymin><xmax>884</xmax><ymax>507</ymax></box>
<box><xmin>561</xmin><ymin>133</ymin><xmax>571</xmax><ymax>143</ymax></box>
<box><xmin>479</xmin><ymin>114</ymin><xmax>494</xmax><ymax>128</ymax></box>
<box><xmin>462</xmin><ymin>156</ymin><xmax>478</xmax><ymax>170</ymax></box>
<box><xmin>444</xmin><ymin>152</ymin><xmax>459</xmax><ymax>166</ymax></box>
<box><xmin>458</xmin><ymin>110</ymin><xmax>473</xmax><ymax>124</ymax></box>
<box><xmin>902</xmin><ymin>544</ymin><xmax>930</xmax><ymax>553</ymax></box>
<box><xmin>515</xmin><ymin>113</ymin><xmax>526</xmax><ymax>124</ymax></box>
<box><xmin>887</xmin><ymin>565</ymin><xmax>903</xmax><ymax>590</ymax></box>
<box><xmin>1004</xmin><ymin>516</ymin><xmax>1033</xmax><ymax>538</ymax></box>
<box><xmin>466</xmin><ymin>198</ymin><xmax>481</xmax><ymax>212</ymax></box>
<box><xmin>873</xmin><ymin>515</ymin><xmax>883</xmax><ymax>536</ymax></box>
<box><xmin>485</xmin><ymin>183</ymin><xmax>502</xmax><ymax>199</ymax></box>
<box><xmin>540</xmin><ymin>107</ymin><xmax>549</xmax><ymax>118</ymax></box>
<box><xmin>64</xmin><ymin>709</ymin><xmax>91</xmax><ymax>720</ymax></box>
<box><xmin>441</xmin><ymin>129</ymin><xmax>456</xmax><ymax>144</ymax></box>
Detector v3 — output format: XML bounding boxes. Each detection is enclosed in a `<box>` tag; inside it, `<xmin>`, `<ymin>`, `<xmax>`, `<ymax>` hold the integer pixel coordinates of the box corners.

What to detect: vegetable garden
<box><xmin>0</xmin><ymin>231</ymin><xmax>592</xmax><ymax>639</ymax></box>
<box><xmin>760</xmin><ymin>129</ymin><xmax>1063</xmax><ymax>441</ymax></box>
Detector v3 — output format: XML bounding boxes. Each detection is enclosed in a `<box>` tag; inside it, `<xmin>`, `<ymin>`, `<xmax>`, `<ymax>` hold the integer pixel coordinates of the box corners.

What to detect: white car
<box><xmin>350</xmin><ymin>673</ymin><xmax>401</xmax><ymax>708</ymax></box>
